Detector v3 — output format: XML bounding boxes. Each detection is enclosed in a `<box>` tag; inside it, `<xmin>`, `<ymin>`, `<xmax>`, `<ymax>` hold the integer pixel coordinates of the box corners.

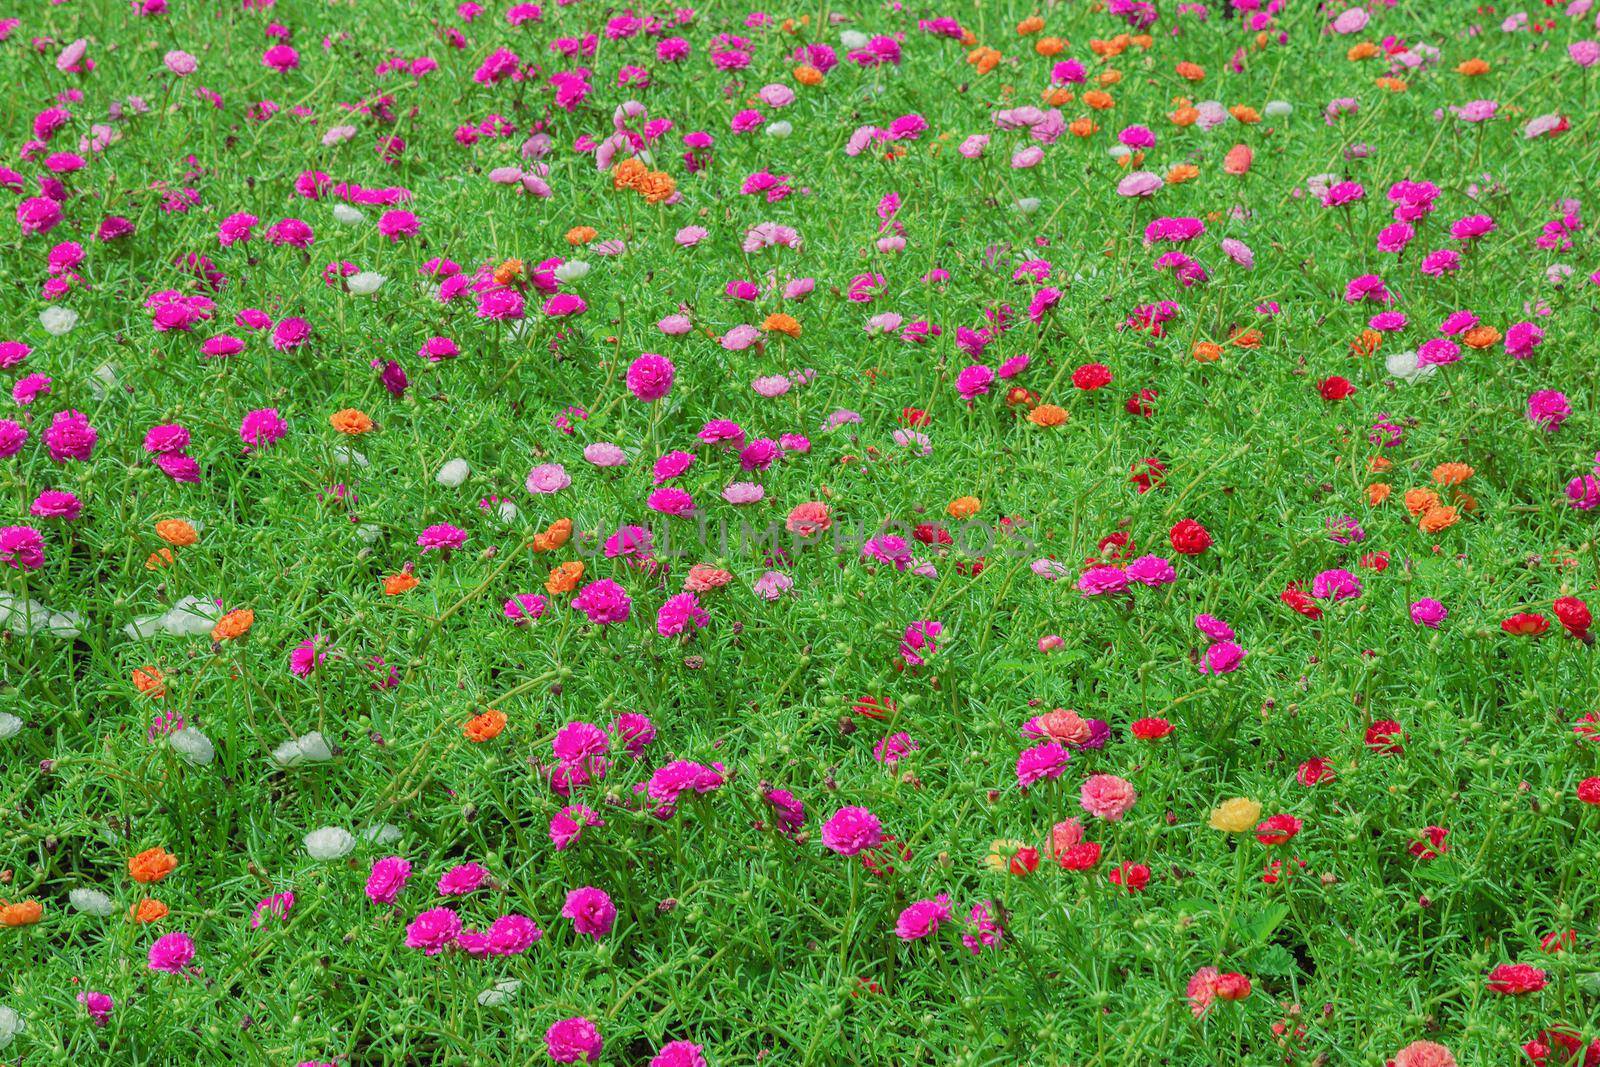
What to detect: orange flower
<box><xmin>1016</xmin><ymin>15</ymin><xmax>1044</xmax><ymax>35</ymax></box>
<box><xmin>1223</xmin><ymin>144</ymin><xmax>1253</xmax><ymax>175</ymax></box>
<box><xmin>1006</xmin><ymin>386</ymin><xmax>1038</xmax><ymax>408</ymax></box>
<box><xmin>612</xmin><ymin>157</ymin><xmax>648</xmax><ymax>191</ymax></box>
<box><xmin>1229</xmin><ymin>328</ymin><xmax>1262</xmax><ymax>349</ymax></box>
<box><xmin>1068</xmin><ymin>117</ymin><xmax>1098</xmax><ymax>137</ymax></box>
<box><xmin>947</xmin><ymin>496</ymin><xmax>981</xmax><ymax>520</ymax></box>
<box><xmin>211</xmin><ymin>608</ymin><xmax>254</xmax><ymax>642</ymax></box>
<box><xmin>1432</xmin><ymin>463</ymin><xmax>1474</xmax><ymax>487</ymax></box>
<box><xmin>1419</xmin><ymin>506</ymin><xmax>1459</xmax><ymax>534</ymax></box>
<box><xmin>0</xmin><ymin>899</ymin><xmax>42</xmax><ymax>926</ymax></box>
<box><xmin>1463</xmin><ymin>325</ymin><xmax>1501</xmax><ymax>349</ymax></box>
<box><xmin>1041</xmin><ymin>87</ymin><xmax>1073</xmax><ymax>106</ymax></box>
<box><xmin>155</xmin><ymin>519</ymin><xmax>198</xmax><ymax>547</ymax></box>
<box><xmin>1376</xmin><ymin>77</ymin><xmax>1408</xmax><ymax>92</ymax></box>
<box><xmin>794</xmin><ymin>64</ymin><xmax>823</xmax><ymax>86</ymax></box>
<box><xmin>130</xmin><ymin>898</ymin><xmax>168</xmax><ymax>924</ymax></box>
<box><xmin>129</xmin><ymin>848</ymin><xmax>177</xmax><ymax>884</ymax></box>
<box><xmin>1229</xmin><ymin>104</ymin><xmax>1261</xmax><ymax>124</ymax></box>
<box><xmin>146</xmin><ymin>548</ymin><xmax>176</xmax><ymax>570</ymax></box>
<box><xmin>1347</xmin><ymin>41</ymin><xmax>1380</xmax><ymax>60</ymax></box>
<box><xmin>132</xmin><ymin>666</ymin><xmax>166</xmax><ymax>699</ymax></box>
<box><xmin>1028</xmin><ymin>404</ymin><xmax>1068</xmax><ymax>427</ymax></box>
<box><xmin>1165</xmin><ymin>163</ymin><xmax>1199</xmax><ymax>184</ymax></box>
<box><xmin>1367</xmin><ymin>483</ymin><xmax>1392</xmax><ymax>506</ymax></box>
<box><xmin>330</xmin><ymin>408</ymin><xmax>374</xmax><ymax>435</ymax></box>
<box><xmin>638</xmin><ymin>171</ymin><xmax>676</xmax><ymax>204</ymax></box>
<box><xmin>534</xmin><ymin>518</ymin><xmax>574</xmax><ymax>553</ymax></box>
<box><xmin>1368</xmin><ymin>456</ymin><xmax>1393</xmax><ymax>473</ymax></box>
<box><xmin>1349</xmin><ymin>328</ymin><xmax>1382</xmax><ymax>357</ymax></box>
<box><xmin>1169</xmin><ymin>105</ymin><xmax>1199</xmax><ymax>127</ymax></box>
<box><xmin>492</xmin><ymin>258</ymin><xmax>524</xmax><ymax>285</ymax></box>
<box><xmin>1192</xmin><ymin>341</ymin><xmax>1223</xmax><ymax>363</ymax></box>
<box><xmin>382</xmin><ymin>570</ymin><xmax>419</xmax><ymax>596</ymax></box>
<box><xmin>1175</xmin><ymin>61</ymin><xmax>1205</xmax><ymax>81</ymax></box>
<box><xmin>565</xmin><ymin>226</ymin><xmax>597</xmax><ymax>246</ymax></box>
<box><xmin>762</xmin><ymin>313</ymin><xmax>801</xmax><ymax>338</ymax></box>
<box><xmin>463</xmin><ymin>708</ymin><xmax>507</xmax><ymax>742</ymax></box>
<box><xmin>1082</xmin><ymin>89</ymin><xmax>1114</xmax><ymax>110</ymax></box>
<box><xmin>970</xmin><ymin>47</ymin><xmax>1000</xmax><ymax>75</ymax></box>
<box><xmin>1456</xmin><ymin>58</ymin><xmax>1490</xmax><ymax>75</ymax></box>
<box><xmin>546</xmin><ymin>561</ymin><xmax>585</xmax><ymax>595</ymax></box>
<box><xmin>1098</xmin><ymin>69</ymin><xmax>1123</xmax><ymax>87</ymax></box>
<box><xmin>1403</xmin><ymin>488</ymin><xmax>1440</xmax><ymax>516</ymax></box>
<box><xmin>1035</xmin><ymin>36</ymin><xmax>1064</xmax><ymax>57</ymax></box>
<box><xmin>1454</xmin><ymin>491</ymin><xmax>1479</xmax><ymax>513</ymax></box>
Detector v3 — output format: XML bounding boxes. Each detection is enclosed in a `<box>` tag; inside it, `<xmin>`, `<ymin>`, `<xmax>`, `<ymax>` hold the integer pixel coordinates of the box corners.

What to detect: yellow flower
<box><xmin>984</xmin><ymin>839</ymin><xmax>1028</xmax><ymax>873</ymax></box>
<box><xmin>1208</xmin><ymin>797</ymin><xmax>1262</xmax><ymax>832</ymax></box>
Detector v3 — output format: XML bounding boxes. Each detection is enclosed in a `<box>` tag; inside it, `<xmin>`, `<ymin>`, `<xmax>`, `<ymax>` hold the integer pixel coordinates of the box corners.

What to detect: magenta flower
<box><xmin>405</xmin><ymin>907</ymin><xmax>462</xmax><ymax>954</ymax></box>
<box><xmin>821</xmin><ymin>805</ymin><xmax>882</xmax><ymax>856</ymax></box>
<box><xmin>417</xmin><ymin>524</ymin><xmax>467</xmax><ymax>553</ymax></box>
<box><xmin>561</xmin><ymin>886</ymin><xmax>616</xmax><ymax>939</ymax></box>
<box><xmin>366</xmin><ymin>856</ymin><xmax>412</xmax><ymax>904</ymax></box>
<box><xmin>545</xmin><ymin>1017</ymin><xmax>603</xmax><ymax>1064</ymax></box>
<box><xmin>572</xmin><ymin>579</ymin><xmax>632</xmax><ymax>625</ymax></box>
<box><xmin>147</xmin><ymin>931</ymin><xmax>196</xmax><ymax>975</ymax></box>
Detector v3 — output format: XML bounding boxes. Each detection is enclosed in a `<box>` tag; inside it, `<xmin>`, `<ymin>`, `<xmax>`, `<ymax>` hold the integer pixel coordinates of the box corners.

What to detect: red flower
<box><xmin>1261</xmin><ymin>858</ymin><xmax>1306</xmax><ymax>884</ymax></box>
<box><xmin>1108</xmin><ymin>861</ymin><xmax>1150</xmax><ymax>892</ymax></box>
<box><xmin>1071</xmin><ymin>362</ymin><xmax>1112</xmax><ymax>391</ymax></box>
<box><xmin>1097</xmin><ymin>531</ymin><xmax>1134</xmax><ymax>559</ymax></box>
<box><xmin>899</xmin><ymin>407</ymin><xmax>930</xmax><ymax>427</ymax></box>
<box><xmin>1359</xmin><ymin>551</ymin><xmax>1390</xmax><ymax>572</ymax></box>
<box><xmin>1129</xmin><ymin>457</ymin><xmax>1166</xmax><ymax>493</ymax></box>
<box><xmin>1296</xmin><ymin>757</ymin><xmax>1336</xmax><ymax>786</ymax></box>
<box><xmin>1125</xmin><ymin>388</ymin><xmax>1157</xmax><ymax>416</ymax></box>
<box><xmin>1579</xmin><ymin>777</ymin><xmax>1600</xmax><ymax>805</ymax></box>
<box><xmin>1131</xmin><ymin>716</ymin><xmax>1173</xmax><ymax>740</ymax></box>
<box><xmin>1169</xmin><ymin>518</ymin><xmax>1212</xmax><ymax>555</ymax></box>
<box><xmin>852</xmin><ymin>695</ymin><xmax>896</xmax><ymax>720</ymax></box>
<box><xmin>1213</xmin><ymin>973</ymin><xmax>1252</xmax><ymax>1002</ymax></box>
<box><xmin>1365</xmin><ymin>719</ymin><xmax>1404</xmax><ymax>755</ymax></box>
<box><xmin>1540</xmin><ymin>929</ymin><xmax>1577</xmax><ymax>953</ymax></box>
<box><xmin>1501</xmin><ymin>612</ymin><xmax>1551</xmax><ymax>637</ymax></box>
<box><xmin>1486</xmin><ymin>963</ymin><xmax>1547</xmax><ymax>995</ymax></box>
<box><xmin>1009</xmin><ymin>846</ymin><xmax>1041</xmax><ymax>876</ymax></box>
<box><xmin>1280</xmin><ymin>584</ymin><xmax>1324</xmax><ymax>620</ymax></box>
<box><xmin>1057</xmin><ymin>841</ymin><xmax>1102</xmax><ymax>871</ymax></box>
<box><xmin>1254</xmin><ymin>814</ymin><xmax>1303</xmax><ymax>845</ymax></box>
<box><xmin>860</xmin><ymin>835</ymin><xmax>912</xmax><ymax>878</ymax></box>
<box><xmin>1554</xmin><ymin>596</ymin><xmax>1592</xmax><ymax>638</ymax></box>
<box><xmin>1409</xmin><ymin>825</ymin><xmax>1448</xmax><ymax>861</ymax></box>
<box><xmin>1317</xmin><ymin>375</ymin><xmax>1356</xmax><ymax>400</ymax></box>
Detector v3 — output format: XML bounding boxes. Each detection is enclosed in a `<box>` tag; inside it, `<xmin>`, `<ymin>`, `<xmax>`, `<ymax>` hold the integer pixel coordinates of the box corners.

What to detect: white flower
<box><xmin>87</xmin><ymin>362</ymin><xmax>119</xmax><ymax>400</ymax></box>
<box><xmin>1107</xmin><ymin>145</ymin><xmax>1132</xmax><ymax>160</ymax></box>
<box><xmin>0</xmin><ymin>713</ymin><xmax>20</xmax><ymax>739</ymax></box>
<box><xmin>361</xmin><ymin>823</ymin><xmax>403</xmax><ymax>845</ymax></box>
<box><xmin>332</xmin><ymin>446</ymin><xmax>369</xmax><ymax>468</ymax></box>
<box><xmin>272</xmin><ymin>731</ymin><xmax>332</xmax><ymax>767</ymax></box>
<box><xmin>1014</xmin><ymin>198</ymin><xmax>1041</xmax><ymax>215</ymax></box>
<box><xmin>552</xmin><ymin>260</ymin><xmax>590</xmax><ymax>283</ymax></box>
<box><xmin>1385</xmin><ymin>349</ymin><xmax>1436</xmax><ymax>384</ymax></box>
<box><xmin>356</xmin><ymin>523</ymin><xmax>382</xmax><ymax>544</ymax></box>
<box><xmin>69</xmin><ymin>887</ymin><xmax>114</xmax><ymax>916</ymax></box>
<box><xmin>436</xmin><ymin>459</ymin><xmax>471</xmax><ymax>488</ymax></box>
<box><xmin>332</xmin><ymin>203</ymin><xmax>365</xmax><ymax>224</ymax></box>
<box><xmin>495</xmin><ymin>500</ymin><xmax>521</xmax><ymax>525</ymax></box>
<box><xmin>40</xmin><ymin>306</ymin><xmax>78</xmax><ymax>335</ymax></box>
<box><xmin>765</xmin><ymin>120</ymin><xmax>793</xmax><ymax>139</ymax></box>
<box><xmin>347</xmin><ymin>271</ymin><xmax>385</xmax><ymax>295</ymax></box>
<box><xmin>840</xmin><ymin>29</ymin><xmax>870</xmax><ymax>49</ymax></box>
<box><xmin>0</xmin><ymin>1005</ymin><xmax>22</xmax><ymax>1050</ymax></box>
<box><xmin>170</xmin><ymin>726</ymin><xmax>215</xmax><ymax>766</ymax></box>
<box><xmin>1264</xmin><ymin>100</ymin><xmax>1293</xmax><ymax>118</ymax></box>
<box><xmin>477</xmin><ymin>979</ymin><xmax>522</xmax><ymax>1007</ymax></box>
<box><xmin>161</xmin><ymin>595</ymin><xmax>220</xmax><ymax>637</ymax></box>
<box><xmin>304</xmin><ymin>826</ymin><xmax>355</xmax><ymax>860</ymax></box>
<box><xmin>0</xmin><ymin>594</ymin><xmax>81</xmax><ymax>638</ymax></box>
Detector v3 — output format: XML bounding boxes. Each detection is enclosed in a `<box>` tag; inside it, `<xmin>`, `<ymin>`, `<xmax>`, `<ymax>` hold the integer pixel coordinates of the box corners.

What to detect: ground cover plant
<box><xmin>5</xmin><ymin>0</ymin><xmax>1600</xmax><ymax>1063</ymax></box>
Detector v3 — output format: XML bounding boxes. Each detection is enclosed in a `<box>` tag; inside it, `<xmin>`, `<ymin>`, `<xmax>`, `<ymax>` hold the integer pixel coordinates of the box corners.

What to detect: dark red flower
<box><xmin>1486</xmin><ymin>963</ymin><xmax>1547</xmax><ymax>995</ymax></box>
<box><xmin>1409</xmin><ymin>825</ymin><xmax>1447</xmax><ymax>860</ymax></box>
<box><xmin>1071</xmin><ymin>362</ymin><xmax>1112</xmax><ymax>391</ymax></box>
<box><xmin>1502</xmin><ymin>612</ymin><xmax>1551</xmax><ymax>636</ymax></box>
<box><xmin>1554</xmin><ymin>596</ymin><xmax>1592</xmax><ymax>638</ymax></box>
<box><xmin>1254</xmin><ymin>814</ymin><xmax>1303</xmax><ymax>845</ymax></box>
<box><xmin>1057</xmin><ymin>841</ymin><xmax>1102</xmax><ymax>871</ymax></box>
<box><xmin>1296</xmin><ymin>757</ymin><xmax>1336</xmax><ymax>785</ymax></box>
<box><xmin>1213</xmin><ymin>973</ymin><xmax>1252</xmax><ymax>1002</ymax></box>
<box><xmin>1579</xmin><ymin>777</ymin><xmax>1600</xmax><ymax>805</ymax></box>
<box><xmin>1316</xmin><ymin>375</ymin><xmax>1356</xmax><ymax>400</ymax></box>
<box><xmin>852</xmin><ymin>695</ymin><xmax>896</xmax><ymax>720</ymax></box>
<box><xmin>1131</xmin><ymin>716</ymin><xmax>1173</xmax><ymax>740</ymax></box>
<box><xmin>899</xmin><ymin>407</ymin><xmax>930</xmax><ymax>427</ymax></box>
<box><xmin>1281</xmin><ymin>584</ymin><xmax>1324</xmax><ymax>620</ymax></box>
<box><xmin>1129</xmin><ymin>457</ymin><xmax>1166</xmax><ymax>493</ymax></box>
<box><xmin>1124</xmin><ymin>388</ymin><xmax>1157</xmax><ymax>416</ymax></box>
<box><xmin>1365</xmin><ymin>719</ymin><xmax>1404</xmax><ymax>754</ymax></box>
<box><xmin>1108</xmin><ymin>861</ymin><xmax>1150</xmax><ymax>892</ymax></box>
<box><xmin>1169</xmin><ymin>518</ymin><xmax>1212</xmax><ymax>555</ymax></box>
<box><xmin>1009</xmin><ymin>846</ymin><xmax>1040</xmax><ymax>876</ymax></box>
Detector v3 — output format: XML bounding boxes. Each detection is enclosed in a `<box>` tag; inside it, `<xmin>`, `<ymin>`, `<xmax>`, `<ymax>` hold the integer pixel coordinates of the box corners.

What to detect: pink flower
<box><xmin>0</xmin><ymin>526</ymin><xmax>45</xmax><ymax>570</ymax></box>
<box><xmin>77</xmin><ymin>991</ymin><xmax>113</xmax><ymax>1027</ymax></box>
<box><xmin>240</xmin><ymin>408</ymin><xmax>287</xmax><ymax>451</ymax></box>
<box><xmin>656</xmin><ymin>592</ymin><xmax>708</xmax><ymax>636</ymax></box>
<box><xmin>572</xmin><ymin>579</ymin><xmax>632</xmax><ymax>624</ymax></box>
<box><xmin>365</xmin><ymin>856</ymin><xmax>412</xmax><ymax>904</ymax></box>
<box><xmin>44</xmin><ymin>409</ymin><xmax>96</xmax><ymax>462</ymax></box>
<box><xmin>1527</xmin><ymin>389</ymin><xmax>1572</xmax><ymax>430</ymax></box>
<box><xmin>626</xmin><ymin>353</ymin><xmax>675</xmax><ymax>400</ymax></box>
<box><xmin>1080</xmin><ymin>774</ymin><xmax>1138</xmax><ymax>820</ymax></box>
<box><xmin>417</xmin><ymin>524</ymin><xmax>467</xmax><ymax>552</ymax></box>
<box><xmin>147</xmin><ymin>931</ymin><xmax>196</xmax><ymax>974</ymax></box>
<box><xmin>651</xmin><ymin>1041</ymin><xmax>707</xmax><ymax>1067</ymax></box>
<box><xmin>1016</xmin><ymin>740</ymin><xmax>1069</xmax><ymax>787</ymax></box>
<box><xmin>561</xmin><ymin>886</ymin><xmax>616</xmax><ymax>939</ymax></box>
<box><xmin>821</xmin><ymin>806</ymin><xmax>882</xmax><ymax>855</ymax></box>
<box><xmin>545</xmin><ymin>1017</ymin><xmax>603</xmax><ymax>1063</ymax></box>
<box><xmin>895</xmin><ymin>894</ymin><xmax>953</xmax><ymax>940</ymax></box>
<box><xmin>405</xmin><ymin>907</ymin><xmax>462</xmax><ymax>954</ymax></box>
<box><xmin>437</xmin><ymin>862</ymin><xmax>489</xmax><ymax>895</ymax></box>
